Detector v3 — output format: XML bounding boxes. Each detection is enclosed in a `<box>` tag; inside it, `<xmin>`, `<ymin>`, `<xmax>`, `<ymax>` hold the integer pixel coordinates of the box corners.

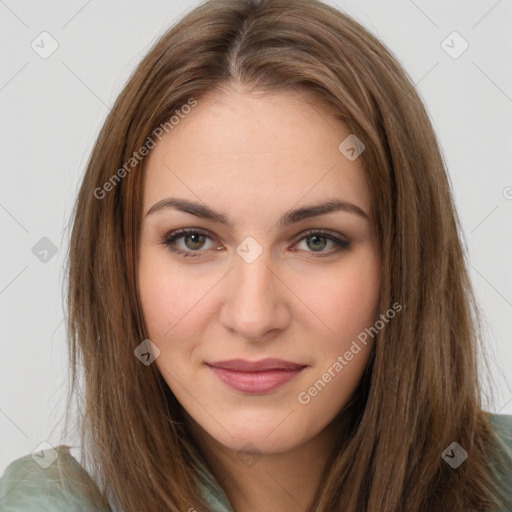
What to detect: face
<box><xmin>137</xmin><ymin>88</ymin><xmax>381</xmax><ymax>455</ymax></box>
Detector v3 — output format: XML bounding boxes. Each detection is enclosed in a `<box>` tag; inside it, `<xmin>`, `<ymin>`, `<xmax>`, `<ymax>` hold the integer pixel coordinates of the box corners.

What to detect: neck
<box><xmin>187</xmin><ymin>416</ymin><xmax>346</xmax><ymax>512</ymax></box>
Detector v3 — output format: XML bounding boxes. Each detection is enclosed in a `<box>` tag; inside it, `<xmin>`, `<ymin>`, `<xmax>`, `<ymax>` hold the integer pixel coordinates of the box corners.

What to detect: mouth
<box><xmin>206</xmin><ymin>358</ymin><xmax>307</xmax><ymax>394</ymax></box>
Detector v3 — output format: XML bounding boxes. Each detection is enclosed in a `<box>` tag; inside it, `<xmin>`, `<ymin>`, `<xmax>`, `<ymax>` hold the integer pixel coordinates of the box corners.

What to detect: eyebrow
<box><xmin>145</xmin><ymin>197</ymin><xmax>368</xmax><ymax>227</ymax></box>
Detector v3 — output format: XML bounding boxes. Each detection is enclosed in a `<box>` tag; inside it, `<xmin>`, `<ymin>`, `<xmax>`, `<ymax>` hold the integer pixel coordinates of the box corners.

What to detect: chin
<box><xmin>217</xmin><ymin>429</ymin><xmax>303</xmax><ymax>455</ymax></box>
<box><xmin>201</xmin><ymin>411</ymin><xmax>311</xmax><ymax>454</ymax></box>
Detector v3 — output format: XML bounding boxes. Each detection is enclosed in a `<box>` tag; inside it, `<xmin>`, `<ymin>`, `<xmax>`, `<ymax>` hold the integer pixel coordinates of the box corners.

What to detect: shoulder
<box><xmin>487</xmin><ymin>413</ymin><xmax>512</xmax><ymax>511</ymax></box>
<box><xmin>488</xmin><ymin>412</ymin><xmax>512</xmax><ymax>452</ymax></box>
<box><xmin>0</xmin><ymin>445</ymin><xmax>111</xmax><ymax>511</ymax></box>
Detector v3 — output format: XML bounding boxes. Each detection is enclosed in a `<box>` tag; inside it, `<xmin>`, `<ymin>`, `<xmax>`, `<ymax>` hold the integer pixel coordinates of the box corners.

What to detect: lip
<box><xmin>207</xmin><ymin>358</ymin><xmax>307</xmax><ymax>394</ymax></box>
<box><xmin>209</xmin><ymin>358</ymin><xmax>305</xmax><ymax>372</ymax></box>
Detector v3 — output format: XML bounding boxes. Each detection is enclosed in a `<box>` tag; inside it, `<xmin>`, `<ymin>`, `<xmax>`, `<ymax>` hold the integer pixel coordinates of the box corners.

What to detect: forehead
<box><xmin>142</xmin><ymin>88</ymin><xmax>370</xmax><ymax>216</ymax></box>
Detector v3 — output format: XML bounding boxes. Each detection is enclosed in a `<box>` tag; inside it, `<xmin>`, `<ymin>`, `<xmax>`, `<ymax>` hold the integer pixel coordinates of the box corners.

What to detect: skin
<box><xmin>137</xmin><ymin>86</ymin><xmax>381</xmax><ymax>512</ymax></box>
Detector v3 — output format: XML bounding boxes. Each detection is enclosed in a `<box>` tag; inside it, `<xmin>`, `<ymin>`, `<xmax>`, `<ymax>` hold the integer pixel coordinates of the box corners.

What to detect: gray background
<box><xmin>1</xmin><ymin>0</ymin><xmax>511</xmax><ymax>473</ymax></box>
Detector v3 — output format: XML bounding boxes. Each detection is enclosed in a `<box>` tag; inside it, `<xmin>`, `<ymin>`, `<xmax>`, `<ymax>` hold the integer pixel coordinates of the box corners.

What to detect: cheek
<box><xmin>138</xmin><ymin>261</ymin><xmax>195</xmax><ymax>385</ymax></box>
<box><xmin>295</xmin><ymin>265</ymin><xmax>379</xmax><ymax>420</ymax></box>
<box><xmin>296</xmin><ymin>344</ymin><xmax>371</xmax><ymax>432</ymax></box>
<box><xmin>298</xmin><ymin>251</ymin><xmax>381</xmax><ymax>343</ymax></box>
<box><xmin>138</xmin><ymin>259</ymin><xmax>174</xmax><ymax>340</ymax></box>
<box><xmin>138</xmin><ymin>248</ymin><xmax>199</xmax><ymax>339</ymax></box>
<box><xmin>137</xmin><ymin>249</ymin><xmax>219</xmax><ymax>378</ymax></box>
<box><xmin>301</xmin><ymin>253</ymin><xmax>379</xmax><ymax>414</ymax></box>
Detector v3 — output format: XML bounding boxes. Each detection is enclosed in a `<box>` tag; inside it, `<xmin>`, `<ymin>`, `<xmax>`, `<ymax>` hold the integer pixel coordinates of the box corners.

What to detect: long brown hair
<box><xmin>63</xmin><ymin>0</ymin><xmax>511</xmax><ymax>510</ymax></box>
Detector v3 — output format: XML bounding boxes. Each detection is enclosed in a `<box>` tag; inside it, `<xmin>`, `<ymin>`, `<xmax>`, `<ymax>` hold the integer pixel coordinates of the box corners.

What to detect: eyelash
<box><xmin>160</xmin><ymin>228</ymin><xmax>351</xmax><ymax>259</ymax></box>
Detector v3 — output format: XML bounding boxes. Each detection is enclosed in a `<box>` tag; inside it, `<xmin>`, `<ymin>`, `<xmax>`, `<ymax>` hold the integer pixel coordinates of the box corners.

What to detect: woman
<box><xmin>1</xmin><ymin>0</ymin><xmax>511</xmax><ymax>510</ymax></box>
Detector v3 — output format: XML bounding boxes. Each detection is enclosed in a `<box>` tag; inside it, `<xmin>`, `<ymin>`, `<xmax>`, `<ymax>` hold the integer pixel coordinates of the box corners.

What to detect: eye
<box><xmin>160</xmin><ymin>228</ymin><xmax>220</xmax><ymax>258</ymax></box>
<box><xmin>293</xmin><ymin>230</ymin><xmax>351</xmax><ymax>257</ymax></box>
<box><xmin>160</xmin><ymin>228</ymin><xmax>351</xmax><ymax>259</ymax></box>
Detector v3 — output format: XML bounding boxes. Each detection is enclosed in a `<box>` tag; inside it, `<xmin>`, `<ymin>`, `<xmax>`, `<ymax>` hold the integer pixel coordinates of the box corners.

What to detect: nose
<box><xmin>221</xmin><ymin>250</ymin><xmax>291</xmax><ymax>341</ymax></box>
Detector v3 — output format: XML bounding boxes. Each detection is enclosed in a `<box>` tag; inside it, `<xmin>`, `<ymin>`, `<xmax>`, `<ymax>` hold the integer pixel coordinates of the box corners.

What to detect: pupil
<box><xmin>186</xmin><ymin>234</ymin><xmax>204</xmax><ymax>250</ymax></box>
<box><xmin>308</xmin><ymin>235</ymin><xmax>326</xmax><ymax>251</ymax></box>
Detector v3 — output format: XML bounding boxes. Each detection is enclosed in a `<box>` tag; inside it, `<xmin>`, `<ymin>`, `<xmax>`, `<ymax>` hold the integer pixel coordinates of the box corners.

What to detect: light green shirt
<box><xmin>1</xmin><ymin>413</ymin><xmax>511</xmax><ymax>511</ymax></box>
